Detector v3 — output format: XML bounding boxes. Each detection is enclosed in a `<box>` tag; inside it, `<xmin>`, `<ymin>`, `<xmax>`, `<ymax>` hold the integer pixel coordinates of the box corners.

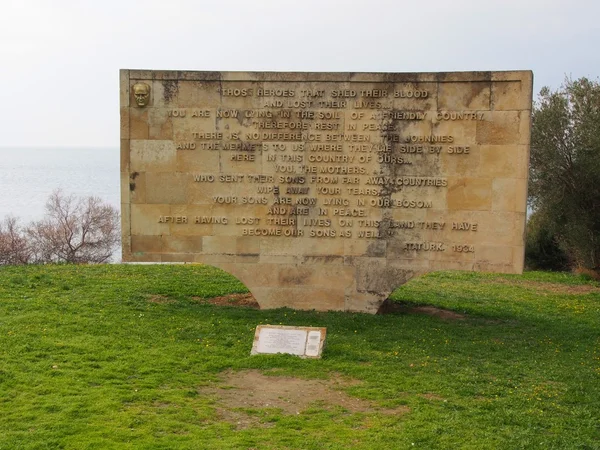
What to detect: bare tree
<box><xmin>27</xmin><ymin>190</ymin><xmax>120</xmax><ymax>264</ymax></box>
<box><xmin>0</xmin><ymin>216</ymin><xmax>31</xmax><ymax>265</ymax></box>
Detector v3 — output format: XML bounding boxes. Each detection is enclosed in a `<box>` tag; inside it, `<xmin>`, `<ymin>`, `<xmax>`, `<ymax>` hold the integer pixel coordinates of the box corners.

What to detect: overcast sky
<box><xmin>1</xmin><ymin>0</ymin><xmax>598</xmax><ymax>148</ymax></box>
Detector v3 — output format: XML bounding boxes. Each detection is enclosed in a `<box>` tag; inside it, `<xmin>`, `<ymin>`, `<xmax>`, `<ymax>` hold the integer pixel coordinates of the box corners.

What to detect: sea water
<box><xmin>0</xmin><ymin>147</ymin><xmax>120</xmax><ymax>223</ymax></box>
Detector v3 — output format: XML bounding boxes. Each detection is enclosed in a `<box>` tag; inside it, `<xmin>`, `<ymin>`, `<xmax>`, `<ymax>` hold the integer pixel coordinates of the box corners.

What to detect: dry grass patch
<box><xmin>379</xmin><ymin>301</ymin><xmax>465</xmax><ymax>320</ymax></box>
<box><xmin>200</xmin><ymin>370</ymin><xmax>410</xmax><ymax>429</ymax></box>
<box><xmin>145</xmin><ymin>294</ymin><xmax>175</xmax><ymax>304</ymax></box>
<box><xmin>193</xmin><ymin>293</ymin><xmax>259</xmax><ymax>308</ymax></box>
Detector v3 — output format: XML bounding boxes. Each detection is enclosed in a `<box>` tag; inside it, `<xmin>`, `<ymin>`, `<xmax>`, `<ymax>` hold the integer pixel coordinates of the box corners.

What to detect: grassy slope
<box><xmin>0</xmin><ymin>265</ymin><xmax>598</xmax><ymax>449</ymax></box>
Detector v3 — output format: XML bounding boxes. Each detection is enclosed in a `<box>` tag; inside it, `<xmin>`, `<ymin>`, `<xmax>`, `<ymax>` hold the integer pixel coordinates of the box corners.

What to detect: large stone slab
<box><xmin>120</xmin><ymin>70</ymin><xmax>532</xmax><ymax>313</ymax></box>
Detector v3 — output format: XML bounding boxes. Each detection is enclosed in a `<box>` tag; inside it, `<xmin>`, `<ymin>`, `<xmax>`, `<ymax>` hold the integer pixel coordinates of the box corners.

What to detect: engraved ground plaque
<box><xmin>120</xmin><ymin>70</ymin><xmax>532</xmax><ymax>313</ymax></box>
<box><xmin>251</xmin><ymin>325</ymin><xmax>327</xmax><ymax>358</ymax></box>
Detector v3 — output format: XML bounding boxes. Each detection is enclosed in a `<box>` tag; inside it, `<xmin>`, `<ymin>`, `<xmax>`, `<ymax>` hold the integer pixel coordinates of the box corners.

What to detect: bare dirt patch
<box><xmin>379</xmin><ymin>301</ymin><xmax>465</xmax><ymax>320</ymax></box>
<box><xmin>200</xmin><ymin>370</ymin><xmax>409</xmax><ymax>429</ymax></box>
<box><xmin>145</xmin><ymin>294</ymin><xmax>175</xmax><ymax>304</ymax></box>
<box><xmin>493</xmin><ymin>279</ymin><xmax>600</xmax><ymax>295</ymax></box>
<box><xmin>410</xmin><ymin>306</ymin><xmax>465</xmax><ymax>320</ymax></box>
<box><xmin>420</xmin><ymin>393</ymin><xmax>445</xmax><ymax>401</ymax></box>
<box><xmin>193</xmin><ymin>292</ymin><xmax>259</xmax><ymax>308</ymax></box>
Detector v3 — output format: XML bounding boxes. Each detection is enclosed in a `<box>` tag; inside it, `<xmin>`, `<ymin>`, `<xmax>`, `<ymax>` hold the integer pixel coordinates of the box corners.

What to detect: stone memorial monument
<box><xmin>120</xmin><ymin>70</ymin><xmax>532</xmax><ymax>313</ymax></box>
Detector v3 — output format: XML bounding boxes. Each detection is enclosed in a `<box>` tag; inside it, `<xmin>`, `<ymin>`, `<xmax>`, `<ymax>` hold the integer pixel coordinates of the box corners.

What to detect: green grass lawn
<box><xmin>0</xmin><ymin>264</ymin><xmax>598</xmax><ymax>449</ymax></box>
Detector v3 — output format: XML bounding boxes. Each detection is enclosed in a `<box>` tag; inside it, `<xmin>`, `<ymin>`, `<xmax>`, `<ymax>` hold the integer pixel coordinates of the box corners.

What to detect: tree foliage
<box><xmin>0</xmin><ymin>190</ymin><xmax>120</xmax><ymax>265</ymax></box>
<box><xmin>525</xmin><ymin>210</ymin><xmax>570</xmax><ymax>271</ymax></box>
<box><xmin>529</xmin><ymin>77</ymin><xmax>600</xmax><ymax>270</ymax></box>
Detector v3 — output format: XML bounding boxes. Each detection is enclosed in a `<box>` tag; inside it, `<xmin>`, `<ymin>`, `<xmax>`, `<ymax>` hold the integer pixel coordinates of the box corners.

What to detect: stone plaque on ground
<box><xmin>120</xmin><ymin>70</ymin><xmax>532</xmax><ymax>313</ymax></box>
<box><xmin>251</xmin><ymin>325</ymin><xmax>327</xmax><ymax>358</ymax></box>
